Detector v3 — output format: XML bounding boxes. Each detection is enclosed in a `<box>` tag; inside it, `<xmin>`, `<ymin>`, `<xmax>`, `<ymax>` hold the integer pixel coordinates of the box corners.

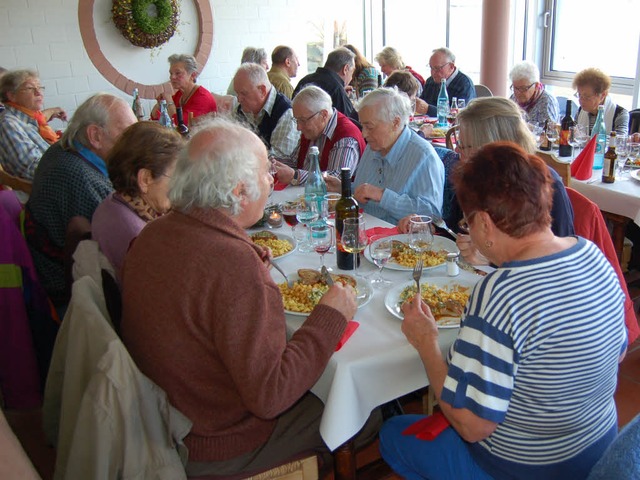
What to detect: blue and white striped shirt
<box><xmin>353</xmin><ymin>126</ymin><xmax>444</xmax><ymax>224</ymax></box>
<box><xmin>442</xmin><ymin>237</ymin><xmax>627</xmax><ymax>479</ymax></box>
<box><xmin>0</xmin><ymin>106</ymin><xmax>50</xmax><ymax>180</ymax></box>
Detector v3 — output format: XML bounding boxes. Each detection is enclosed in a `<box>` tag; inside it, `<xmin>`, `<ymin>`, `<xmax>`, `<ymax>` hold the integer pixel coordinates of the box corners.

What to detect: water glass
<box><xmin>368</xmin><ymin>235</ymin><xmax>392</xmax><ymax>288</ymax></box>
<box><xmin>616</xmin><ymin>135</ymin><xmax>629</xmax><ymax>175</ymax></box>
<box><xmin>408</xmin><ymin>215</ymin><xmax>434</xmax><ymax>254</ymax></box>
<box><xmin>324</xmin><ymin>193</ymin><xmax>341</xmax><ymax>225</ymax></box>
<box><xmin>296</xmin><ymin>194</ymin><xmax>319</xmax><ymax>253</ymax></box>
<box><xmin>456</xmin><ymin>99</ymin><xmax>466</xmax><ymax>110</ymax></box>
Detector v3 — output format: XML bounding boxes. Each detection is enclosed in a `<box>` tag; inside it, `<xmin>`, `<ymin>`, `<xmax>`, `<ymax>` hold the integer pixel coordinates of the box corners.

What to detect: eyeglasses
<box><xmin>510</xmin><ymin>83</ymin><xmax>535</xmax><ymax>93</ymax></box>
<box><xmin>458</xmin><ymin>211</ymin><xmax>478</xmax><ymax>233</ymax></box>
<box><xmin>574</xmin><ymin>91</ymin><xmax>599</xmax><ymax>101</ymax></box>
<box><xmin>293</xmin><ymin>111</ymin><xmax>321</xmax><ymax>125</ymax></box>
<box><xmin>18</xmin><ymin>86</ymin><xmax>45</xmax><ymax>94</ymax></box>
<box><xmin>429</xmin><ymin>62</ymin><xmax>451</xmax><ymax>72</ymax></box>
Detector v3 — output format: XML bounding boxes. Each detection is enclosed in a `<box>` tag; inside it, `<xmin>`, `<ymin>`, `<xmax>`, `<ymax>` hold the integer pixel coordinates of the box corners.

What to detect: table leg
<box><xmin>333</xmin><ymin>440</ymin><xmax>356</xmax><ymax>480</ymax></box>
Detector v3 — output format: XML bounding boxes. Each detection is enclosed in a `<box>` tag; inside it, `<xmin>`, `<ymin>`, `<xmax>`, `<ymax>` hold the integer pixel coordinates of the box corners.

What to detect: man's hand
<box><xmin>274</xmin><ymin>160</ymin><xmax>295</xmax><ymax>184</ymax></box>
<box><xmin>414</xmin><ymin>98</ymin><xmax>429</xmax><ymax>115</ymax></box>
<box><xmin>354</xmin><ymin>183</ymin><xmax>383</xmax><ymax>205</ymax></box>
<box><xmin>324</xmin><ymin>173</ymin><xmax>341</xmax><ymax>193</ymax></box>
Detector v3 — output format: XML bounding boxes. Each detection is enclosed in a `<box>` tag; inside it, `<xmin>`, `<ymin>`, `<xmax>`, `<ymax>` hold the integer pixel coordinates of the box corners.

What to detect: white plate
<box><xmin>364</xmin><ymin>234</ymin><xmax>458</xmax><ymax>271</ymax></box>
<box><xmin>250</xmin><ymin>231</ymin><xmax>297</xmax><ymax>260</ymax></box>
<box><xmin>630</xmin><ymin>170</ymin><xmax>640</xmax><ymax>182</ymax></box>
<box><xmin>279</xmin><ymin>272</ymin><xmax>373</xmax><ymax>317</ymax></box>
<box><xmin>384</xmin><ymin>276</ymin><xmax>480</xmax><ymax>328</ymax></box>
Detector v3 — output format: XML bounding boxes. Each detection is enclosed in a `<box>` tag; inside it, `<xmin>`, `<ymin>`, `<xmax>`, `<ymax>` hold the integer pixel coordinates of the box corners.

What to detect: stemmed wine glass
<box><xmin>456</xmin><ymin>98</ymin><xmax>466</xmax><ymax>110</ymax></box>
<box><xmin>615</xmin><ymin>135</ymin><xmax>629</xmax><ymax>176</ymax></box>
<box><xmin>341</xmin><ymin>216</ymin><xmax>368</xmax><ymax>278</ymax></box>
<box><xmin>281</xmin><ymin>201</ymin><xmax>299</xmax><ymax>235</ymax></box>
<box><xmin>311</xmin><ymin>224</ymin><xmax>333</xmax><ymax>270</ymax></box>
<box><xmin>569</xmin><ymin>124</ymin><xmax>588</xmax><ymax>155</ymax></box>
<box><xmin>296</xmin><ymin>194</ymin><xmax>319</xmax><ymax>253</ymax></box>
<box><xmin>408</xmin><ymin>215</ymin><xmax>434</xmax><ymax>259</ymax></box>
<box><xmin>368</xmin><ymin>235</ymin><xmax>392</xmax><ymax>288</ymax></box>
<box><xmin>546</xmin><ymin>122</ymin><xmax>559</xmax><ymax>150</ymax></box>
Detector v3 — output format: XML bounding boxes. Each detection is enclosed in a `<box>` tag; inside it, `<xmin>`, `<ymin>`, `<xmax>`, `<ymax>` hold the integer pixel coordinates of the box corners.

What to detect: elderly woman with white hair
<box><xmin>509</xmin><ymin>60</ymin><xmax>559</xmax><ymax>126</ymax></box>
<box><xmin>121</xmin><ymin>117</ymin><xmax>371</xmax><ymax>476</ymax></box>
<box><xmin>351</xmin><ymin>87</ymin><xmax>444</xmax><ymax>224</ymax></box>
<box><xmin>151</xmin><ymin>53</ymin><xmax>217</xmax><ymax>124</ymax></box>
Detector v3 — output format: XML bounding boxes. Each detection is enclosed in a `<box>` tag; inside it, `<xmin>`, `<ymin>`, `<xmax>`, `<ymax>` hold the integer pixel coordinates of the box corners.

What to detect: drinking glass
<box><xmin>311</xmin><ymin>224</ymin><xmax>333</xmax><ymax>270</ymax></box>
<box><xmin>268</xmin><ymin>158</ymin><xmax>277</xmax><ymax>196</ymax></box>
<box><xmin>616</xmin><ymin>135</ymin><xmax>629</xmax><ymax>176</ymax></box>
<box><xmin>324</xmin><ymin>193</ymin><xmax>341</xmax><ymax>225</ymax></box>
<box><xmin>296</xmin><ymin>194</ymin><xmax>319</xmax><ymax>253</ymax></box>
<box><xmin>408</xmin><ymin>215</ymin><xmax>434</xmax><ymax>255</ymax></box>
<box><xmin>528</xmin><ymin>122</ymin><xmax>544</xmax><ymax>148</ymax></box>
<box><xmin>546</xmin><ymin>122</ymin><xmax>559</xmax><ymax>149</ymax></box>
<box><xmin>341</xmin><ymin>216</ymin><xmax>368</xmax><ymax>278</ymax></box>
<box><xmin>281</xmin><ymin>201</ymin><xmax>299</xmax><ymax>235</ymax></box>
<box><xmin>456</xmin><ymin>99</ymin><xmax>466</xmax><ymax>110</ymax></box>
<box><xmin>569</xmin><ymin>124</ymin><xmax>588</xmax><ymax>155</ymax></box>
<box><xmin>628</xmin><ymin>143</ymin><xmax>640</xmax><ymax>169</ymax></box>
<box><xmin>368</xmin><ymin>235</ymin><xmax>393</xmax><ymax>288</ymax></box>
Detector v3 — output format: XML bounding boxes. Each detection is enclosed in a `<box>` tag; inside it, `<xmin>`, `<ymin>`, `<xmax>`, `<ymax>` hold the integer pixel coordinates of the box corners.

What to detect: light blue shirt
<box><xmin>353</xmin><ymin>126</ymin><xmax>444</xmax><ymax>224</ymax></box>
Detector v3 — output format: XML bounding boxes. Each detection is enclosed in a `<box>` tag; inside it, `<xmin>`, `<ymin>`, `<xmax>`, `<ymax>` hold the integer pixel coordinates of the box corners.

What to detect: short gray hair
<box><xmin>374</xmin><ymin>47</ymin><xmax>404</xmax><ymax>70</ymax></box>
<box><xmin>355</xmin><ymin>87</ymin><xmax>412</xmax><ymax>126</ymax></box>
<box><xmin>241</xmin><ymin>47</ymin><xmax>268</xmax><ymax>65</ymax></box>
<box><xmin>324</xmin><ymin>48</ymin><xmax>355</xmax><ymax>73</ymax></box>
<box><xmin>59</xmin><ymin>93</ymin><xmax>129</xmax><ymax>150</ymax></box>
<box><xmin>292</xmin><ymin>85</ymin><xmax>332</xmax><ymax>113</ymax></box>
<box><xmin>509</xmin><ymin>61</ymin><xmax>540</xmax><ymax>84</ymax></box>
<box><xmin>234</xmin><ymin>62</ymin><xmax>270</xmax><ymax>87</ymax></box>
<box><xmin>0</xmin><ymin>69</ymin><xmax>38</xmax><ymax>102</ymax></box>
<box><xmin>432</xmin><ymin>47</ymin><xmax>456</xmax><ymax>63</ymax></box>
<box><xmin>169</xmin><ymin>117</ymin><xmax>264</xmax><ymax>215</ymax></box>
<box><xmin>168</xmin><ymin>54</ymin><xmax>199</xmax><ymax>76</ymax></box>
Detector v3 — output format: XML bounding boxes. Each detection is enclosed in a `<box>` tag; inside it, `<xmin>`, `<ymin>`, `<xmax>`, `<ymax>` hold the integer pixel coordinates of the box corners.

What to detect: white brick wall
<box><xmin>1</xmin><ymin>0</ymin><xmax>363</xmax><ymax>117</ymax></box>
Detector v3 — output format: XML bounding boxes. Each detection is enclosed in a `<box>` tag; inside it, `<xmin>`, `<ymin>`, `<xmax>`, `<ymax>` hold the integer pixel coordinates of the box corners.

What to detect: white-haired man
<box><xmin>274</xmin><ymin>85</ymin><xmax>365</xmax><ymax>185</ymax></box>
<box><xmin>233</xmin><ymin>63</ymin><xmax>299</xmax><ymax>162</ymax></box>
<box><xmin>26</xmin><ymin>93</ymin><xmax>136</xmax><ymax>309</ymax></box>
<box><xmin>121</xmin><ymin>118</ymin><xmax>378</xmax><ymax>476</ymax></box>
<box><xmin>353</xmin><ymin>87</ymin><xmax>444</xmax><ymax>224</ymax></box>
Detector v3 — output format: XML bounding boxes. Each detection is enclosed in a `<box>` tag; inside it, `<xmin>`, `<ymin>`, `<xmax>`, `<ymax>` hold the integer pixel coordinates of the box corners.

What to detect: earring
<box><xmin>485</xmin><ymin>240</ymin><xmax>493</xmax><ymax>248</ymax></box>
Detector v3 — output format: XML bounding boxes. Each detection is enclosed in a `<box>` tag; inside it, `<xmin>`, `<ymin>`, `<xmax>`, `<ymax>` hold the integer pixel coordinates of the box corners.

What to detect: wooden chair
<box><xmin>535</xmin><ymin>150</ymin><xmax>570</xmax><ymax>186</ymax></box>
<box><xmin>0</xmin><ymin>165</ymin><xmax>32</xmax><ymax>195</ymax></box>
<box><xmin>188</xmin><ymin>455</ymin><xmax>318</xmax><ymax>480</ymax></box>
<box><xmin>474</xmin><ymin>84</ymin><xmax>493</xmax><ymax>98</ymax></box>
<box><xmin>445</xmin><ymin>126</ymin><xmax>457</xmax><ymax>151</ymax></box>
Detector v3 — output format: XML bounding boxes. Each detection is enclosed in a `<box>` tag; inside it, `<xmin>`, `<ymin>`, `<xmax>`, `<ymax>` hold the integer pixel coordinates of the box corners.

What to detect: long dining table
<box><xmin>253</xmin><ymin>186</ymin><xmax>486</xmax><ymax>479</ymax></box>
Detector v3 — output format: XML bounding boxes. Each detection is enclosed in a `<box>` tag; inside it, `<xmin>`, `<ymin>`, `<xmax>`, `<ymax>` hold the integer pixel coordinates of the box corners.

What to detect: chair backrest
<box><xmin>0</xmin><ymin>165</ymin><xmax>32</xmax><ymax>195</ymax></box>
<box><xmin>474</xmin><ymin>84</ymin><xmax>493</xmax><ymax>97</ymax></box>
<box><xmin>445</xmin><ymin>126</ymin><xmax>457</xmax><ymax>151</ymax></box>
<box><xmin>557</xmin><ymin>96</ymin><xmax>579</xmax><ymax>118</ymax></box>
<box><xmin>629</xmin><ymin>108</ymin><xmax>640</xmax><ymax>135</ymax></box>
<box><xmin>535</xmin><ymin>150</ymin><xmax>570</xmax><ymax>186</ymax></box>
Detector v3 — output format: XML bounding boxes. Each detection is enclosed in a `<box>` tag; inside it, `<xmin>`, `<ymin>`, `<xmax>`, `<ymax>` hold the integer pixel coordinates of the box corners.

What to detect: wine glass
<box><xmin>368</xmin><ymin>235</ymin><xmax>392</xmax><ymax>288</ymax></box>
<box><xmin>281</xmin><ymin>201</ymin><xmax>299</xmax><ymax>235</ymax></box>
<box><xmin>569</xmin><ymin>124</ymin><xmax>588</xmax><ymax>155</ymax></box>
<box><xmin>546</xmin><ymin>122</ymin><xmax>559</xmax><ymax>149</ymax></box>
<box><xmin>615</xmin><ymin>135</ymin><xmax>629</xmax><ymax>176</ymax></box>
<box><xmin>341</xmin><ymin>216</ymin><xmax>368</xmax><ymax>278</ymax></box>
<box><xmin>268</xmin><ymin>157</ymin><xmax>277</xmax><ymax>195</ymax></box>
<box><xmin>528</xmin><ymin>122</ymin><xmax>544</xmax><ymax>148</ymax></box>
<box><xmin>456</xmin><ymin>98</ymin><xmax>466</xmax><ymax>110</ymax></box>
<box><xmin>296</xmin><ymin>194</ymin><xmax>319</xmax><ymax>253</ymax></box>
<box><xmin>311</xmin><ymin>224</ymin><xmax>333</xmax><ymax>270</ymax></box>
<box><xmin>324</xmin><ymin>193</ymin><xmax>341</xmax><ymax>226</ymax></box>
<box><xmin>408</xmin><ymin>215</ymin><xmax>434</xmax><ymax>256</ymax></box>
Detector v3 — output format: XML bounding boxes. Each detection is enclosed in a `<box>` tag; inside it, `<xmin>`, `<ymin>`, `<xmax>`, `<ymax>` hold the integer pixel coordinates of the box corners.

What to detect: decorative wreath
<box><xmin>112</xmin><ymin>0</ymin><xmax>180</xmax><ymax>49</ymax></box>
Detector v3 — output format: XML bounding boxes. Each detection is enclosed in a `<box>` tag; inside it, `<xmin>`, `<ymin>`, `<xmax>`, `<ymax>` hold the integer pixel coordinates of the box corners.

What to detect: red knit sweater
<box><xmin>121</xmin><ymin>208</ymin><xmax>347</xmax><ymax>462</ymax></box>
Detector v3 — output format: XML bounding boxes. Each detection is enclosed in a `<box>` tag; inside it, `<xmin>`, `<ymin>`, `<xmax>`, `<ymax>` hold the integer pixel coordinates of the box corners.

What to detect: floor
<box><xmin>4</xmin><ymin>340</ymin><xmax>640</xmax><ymax>480</ymax></box>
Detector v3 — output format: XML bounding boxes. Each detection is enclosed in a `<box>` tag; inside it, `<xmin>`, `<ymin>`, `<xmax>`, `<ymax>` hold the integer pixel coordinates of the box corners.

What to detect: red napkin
<box><xmin>335</xmin><ymin>321</ymin><xmax>359</xmax><ymax>351</ymax></box>
<box><xmin>365</xmin><ymin>226</ymin><xmax>399</xmax><ymax>241</ymax></box>
<box><xmin>273</xmin><ymin>180</ymin><xmax>288</xmax><ymax>191</ymax></box>
<box><xmin>402</xmin><ymin>411</ymin><xmax>451</xmax><ymax>441</ymax></box>
<box><xmin>431</xmin><ymin>138</ymin><xmax>446</xmax><ymax>144</ymax></box>
<box><xmin>570</xmin><ymin>134</ymin><xmax>597</xmax><ymax>180</ymax></box>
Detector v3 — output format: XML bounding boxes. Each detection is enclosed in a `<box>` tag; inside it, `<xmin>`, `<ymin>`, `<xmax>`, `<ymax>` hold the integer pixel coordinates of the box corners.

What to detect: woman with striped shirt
<box><xmin>380</xmin><ymin>142</ymin><xmax>627</xmax><ymax>480</ymax></box>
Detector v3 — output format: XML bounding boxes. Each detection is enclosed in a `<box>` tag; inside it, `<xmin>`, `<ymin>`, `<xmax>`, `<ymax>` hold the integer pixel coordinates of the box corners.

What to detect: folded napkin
<box><xmin>430</xmin><ymin>137</ymin><xmax>446</xmax><ymax>144</ymax></box>
<box><xmin>365</xmin><ymin>226</ymin><xmax>399</xmax><ymax>241</ymax></box>
<box><xmin>273</xmin><ymin>180</ymin><xmax>288</xmax><ymax>191</ymax></box>
<box><xmin>336</xmin><ymin>321</ymin><xmax>359</xmax><ymax>351</ymax></box>
<box><xmin>570</xmin><ymin>134</ymin><xmax>597</xmax><ymax>180</ymax></box>
<box><xmin>402</xmin><ymin>411</ymin><xmax>451</xmax><ymax>441</ymax></box>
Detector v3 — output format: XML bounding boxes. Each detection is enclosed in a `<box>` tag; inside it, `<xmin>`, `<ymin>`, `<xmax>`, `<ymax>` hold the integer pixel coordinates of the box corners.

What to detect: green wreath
<box><xmin>112</xmin><ymin>0</ymin><xmax>180</xmax><ymax>49</ymax></box>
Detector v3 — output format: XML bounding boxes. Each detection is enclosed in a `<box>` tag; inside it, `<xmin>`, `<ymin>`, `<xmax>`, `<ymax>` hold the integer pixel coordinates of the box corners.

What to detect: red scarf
<box><xmin>516</xmin><ymin>83</ymin><xmax>544</xmax><ymax>113</ymax></box>
<box><xmin>6</xmin><ymin>101</ymin><xmax>60</xmax><ymax>144</ymax></box>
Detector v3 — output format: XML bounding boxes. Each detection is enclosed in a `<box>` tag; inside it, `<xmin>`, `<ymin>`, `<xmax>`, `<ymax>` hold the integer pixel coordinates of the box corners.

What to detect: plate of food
<box><xmin>278</xmin><ymin>269</ymin><xmax>373</xmax><ymax>317</ymax></box>
<box><xmin>250</xmin><ymin>231</ymin><xmax>296</xmax><ymax>259</ymax></box>
<box><xmin>364</xmin><ymin>234</ymin><xmax>458</xmax><ymax>271</ymax></box>
<box><xmin>384</xmin><ymin>276</ymin><xmax>478</xmax><ymax>328</ymax></box>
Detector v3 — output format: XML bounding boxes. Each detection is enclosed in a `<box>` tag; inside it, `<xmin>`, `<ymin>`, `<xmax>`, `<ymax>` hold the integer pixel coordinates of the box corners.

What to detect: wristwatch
<box><xmin>291</xmin><ymin>169</ymin><xmax>300</xmax><ymax>186</ymax></box>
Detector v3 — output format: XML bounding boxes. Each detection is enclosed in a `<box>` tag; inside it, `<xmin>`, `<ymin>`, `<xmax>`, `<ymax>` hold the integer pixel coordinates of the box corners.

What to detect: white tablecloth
<box><xmin>261</xmin><ymin>187</ymin><xmax>483</xmax><ymax>450</ymax></box>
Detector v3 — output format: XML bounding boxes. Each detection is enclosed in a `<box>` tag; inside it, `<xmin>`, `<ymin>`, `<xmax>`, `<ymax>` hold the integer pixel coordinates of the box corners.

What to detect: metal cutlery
<box><xmin>431</xmin><ymin>214</ymin><xmax>458</xmax><ymax>239</ymax></box>
<box><xmin>270</xmin><ymin>259</ymin><xmax>293</xmax><ymax>288</ymax></box>
<box><xmin>412</xmin><ymin>258</ymin><xmax>423</xmax><ymax>295</ymax></box>
<box><xmin>321</xmin><ymin>265</ymin><xmax>334</xmax><ymax>286</ymax></box>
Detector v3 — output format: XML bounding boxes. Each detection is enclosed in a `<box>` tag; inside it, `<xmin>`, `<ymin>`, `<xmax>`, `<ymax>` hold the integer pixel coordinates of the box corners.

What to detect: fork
<box><xmin>431</xmin><ymin>214</ymin><xmax>458</xmax><ymax>239</ymax></box>
<box><xmin>270</xmin><ymin>259</ymin><xmax>293</xmax><ymax>288</ymax></box>
<box><xmin>412</xmin><ymin>258</ymin><xmax>423</xmax><ymax>295</ymax></box>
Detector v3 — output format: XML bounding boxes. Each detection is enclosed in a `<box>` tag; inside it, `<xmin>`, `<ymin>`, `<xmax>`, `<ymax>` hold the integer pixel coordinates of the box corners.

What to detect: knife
<box><xmin>321</xmin><ymin>266</ymin><xmax>334</xmax><ymax>286</ymax></box>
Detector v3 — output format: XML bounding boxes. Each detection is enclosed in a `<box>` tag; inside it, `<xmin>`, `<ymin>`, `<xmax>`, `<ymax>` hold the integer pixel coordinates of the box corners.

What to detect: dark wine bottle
<box><xmin>176</xmin><ymin>107</ymin><xmax>189</xmax><ymax>138</ymax></box>
<box><xmin>539</xmin><ymin>119</ymin><xmax>551</xmax><ymax>151</ymax></box>
<box><xmin>335</xmin><ymin>168</ymin><xmax>360</xmax><ymax>270</ymax></box>
<box><xmin>602</xmin><ymin>131</ymin><xmax>617</xmax><ymax>184</ymax></box>
<box><xmin>558</xmin><ymin>100</ymin><xmax>574</xmax><ymax>157</ymax></box>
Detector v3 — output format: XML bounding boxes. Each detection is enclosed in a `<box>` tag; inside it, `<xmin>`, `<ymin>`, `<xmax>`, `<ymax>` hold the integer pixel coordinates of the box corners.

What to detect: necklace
<box><xmin>180</xmin><ymin>84</ymin><xmax>198</xmax><ymax>107</ymax></box>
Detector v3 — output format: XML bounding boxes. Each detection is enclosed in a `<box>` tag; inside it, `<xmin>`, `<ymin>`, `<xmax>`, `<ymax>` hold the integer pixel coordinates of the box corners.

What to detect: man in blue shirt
<box><xmin>353</xmin><ymin>88</ymin><xmax>444</xmax><ymax>224</ymax></box>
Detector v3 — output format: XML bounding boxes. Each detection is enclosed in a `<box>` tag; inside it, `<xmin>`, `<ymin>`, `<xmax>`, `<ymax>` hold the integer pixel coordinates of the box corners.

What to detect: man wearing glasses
<box><xmin>416</xmin><ymin>48</ymin><xmax>476</xmax><ymax>117</ymax></box>
<box><xmin>273</xmin><ymin>86</ymin><xmax>365</xmax><ymax>185</ymax></box>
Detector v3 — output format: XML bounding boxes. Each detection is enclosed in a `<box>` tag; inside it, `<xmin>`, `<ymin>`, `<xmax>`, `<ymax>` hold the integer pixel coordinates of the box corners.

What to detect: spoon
<box><xmin>431</xmin><ymin>214</ymin><xmax>458</xmax><ymax>239</ymax></box>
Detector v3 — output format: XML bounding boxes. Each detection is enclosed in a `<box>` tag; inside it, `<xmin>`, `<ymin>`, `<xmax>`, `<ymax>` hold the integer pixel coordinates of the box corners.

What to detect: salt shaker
<box><xmin>446</xmin><ymin>252</ymin><xmax>459</xmax><ymax>276</ymax></box>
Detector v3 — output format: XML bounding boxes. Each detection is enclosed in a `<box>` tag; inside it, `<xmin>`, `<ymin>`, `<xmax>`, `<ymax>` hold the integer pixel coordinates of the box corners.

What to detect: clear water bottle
<box><xmin>592</xmin><ymin>104</ymin><xmax>607</xmax><ymax>170</ymax></box>
<box><xmin>436</xmin><ymin>79</ymin><xmax>449</xmax><ymax>127</ymax></box>
<box><xmin>304</xmin><ymin>146</ymin><xmax>327</xmax><ymax>220</ymax></box>
<box><xmin>158</xmin><ymin>99</ymin><xmax>173</xmax><ymax>128</ymax></box>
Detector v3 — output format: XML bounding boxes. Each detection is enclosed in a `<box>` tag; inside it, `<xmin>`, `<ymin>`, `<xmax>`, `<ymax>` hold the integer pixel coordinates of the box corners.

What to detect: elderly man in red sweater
<box><xmin>121</xmin><ymin>118</ymin><xmax>372</xmax><ymax>476</ymax></box>
<box><xmin>274</xmin><ymin>85</ymin><xmax>365</xmax><ymax>186</ymax></box>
